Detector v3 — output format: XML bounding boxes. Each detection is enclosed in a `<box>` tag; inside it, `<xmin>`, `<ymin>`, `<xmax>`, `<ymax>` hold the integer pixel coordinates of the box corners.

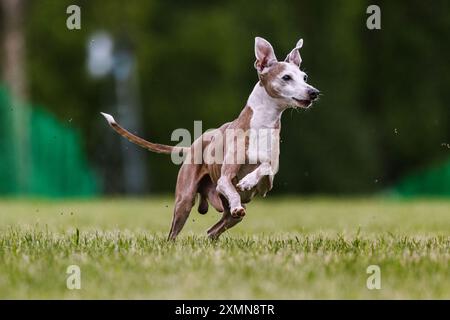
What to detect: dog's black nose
<box><xmin>308</xmin><ymin>88</ymin><xmax>320</xmax><ymax>100</ymax></box>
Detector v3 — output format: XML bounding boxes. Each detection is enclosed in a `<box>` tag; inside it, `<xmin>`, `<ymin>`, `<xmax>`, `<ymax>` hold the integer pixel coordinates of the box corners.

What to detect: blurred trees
<box><xmin>1</xmin><ymin>0</ymin><xmax>27</xmax><ymax>99</ymax></box>
<box><xmin>6</xmin><ymin>0</ymin><xmax>449</xmax><ymax>194</ymax></box>
<box><xmin>1</xmin><ymin>0</ymin><xmax>30</xmax><ymax>193</ymax></box>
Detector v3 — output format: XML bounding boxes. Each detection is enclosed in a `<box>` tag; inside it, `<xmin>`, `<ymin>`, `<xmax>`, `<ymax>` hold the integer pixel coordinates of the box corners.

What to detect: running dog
<box><xmin>101</xmin><ymin>37</ymin><xmax>320</xmax><ymax>240</ymax></box>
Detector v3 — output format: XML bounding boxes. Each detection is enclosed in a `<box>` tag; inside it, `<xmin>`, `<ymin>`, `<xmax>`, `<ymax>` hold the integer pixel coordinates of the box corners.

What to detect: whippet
<box><xmin>101</xmin><ymin>37</ymin><xmax>320</xmax><ymax>240</ymax></box>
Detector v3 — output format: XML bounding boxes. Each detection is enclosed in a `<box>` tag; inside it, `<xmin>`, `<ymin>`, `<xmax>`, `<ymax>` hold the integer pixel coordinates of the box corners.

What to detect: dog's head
<box><xmin>254</xmin><ymin>37</ymin><xmax>320</xmax><ymax>109</ymax></box>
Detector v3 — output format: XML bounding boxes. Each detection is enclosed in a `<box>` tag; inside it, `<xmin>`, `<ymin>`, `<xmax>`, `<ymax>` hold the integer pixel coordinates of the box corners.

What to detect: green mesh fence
<box><xmin>0</xmin><ymin>86</ymin><xmax>98</xmax><ymax>197</ymax></box>
<box><xmin>0</xmin><ymin>87</ymin><xmax>15</xmax><ymax>195</ymax></box>
<box><xmin>391</xmin><ymin>160</ymin><xmax>450</xmax><ymax>197</ymax></box>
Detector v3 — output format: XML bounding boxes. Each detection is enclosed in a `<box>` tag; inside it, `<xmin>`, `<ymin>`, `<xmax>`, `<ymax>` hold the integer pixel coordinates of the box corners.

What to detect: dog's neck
<box><xmin>246</xmin><ymin>82</ymin><xmax>285</xmax><ymax>129</ymax></box>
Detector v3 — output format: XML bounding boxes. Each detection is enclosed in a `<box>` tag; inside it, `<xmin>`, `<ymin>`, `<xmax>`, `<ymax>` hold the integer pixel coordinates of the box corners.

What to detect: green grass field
<box><xmin>0</xmin><ymin>197</ymin><xmax>449</xmax><ymax>299</ymax></box>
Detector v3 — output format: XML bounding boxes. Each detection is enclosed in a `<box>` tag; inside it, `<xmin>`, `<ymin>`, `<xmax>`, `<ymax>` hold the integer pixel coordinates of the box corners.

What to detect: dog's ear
<box><xmin>285</xmin><ymin>38</ymin><xmax>303</xmax><ymax>67</ymax></box>
<box><xmin>254</xmin><ymin>37</ymin><xmax>277</xmax><ymax>73</ymax></box>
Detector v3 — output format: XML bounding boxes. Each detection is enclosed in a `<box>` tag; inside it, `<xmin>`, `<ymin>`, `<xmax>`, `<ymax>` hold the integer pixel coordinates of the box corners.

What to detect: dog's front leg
<box><xmin>216</xmin><ymin>166</ymin><xmax>245</xmax><ymax>218</ymax></box>
<box><xmin>237</xmin><ymin>162</ymin><xmax>273</xmax><ymax>192</ymax></box>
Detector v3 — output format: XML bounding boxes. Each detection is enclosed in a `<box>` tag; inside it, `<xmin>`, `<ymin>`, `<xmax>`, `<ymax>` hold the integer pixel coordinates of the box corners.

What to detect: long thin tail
<box><xmin>100</xmin><ymin>112</ymin><xmax>188</xmax><ymax>155</ymax></box>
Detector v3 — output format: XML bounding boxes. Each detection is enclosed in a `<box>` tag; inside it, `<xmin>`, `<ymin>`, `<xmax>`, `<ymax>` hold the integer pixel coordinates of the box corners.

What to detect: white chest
<box><xmin>247</xmin><ymin>111</ymin><xmax>281</xmax><ymax>174</ymax></box>
<box><xmin>246</xmin><ymin>83</ymin><xmax>284</xmax><ymax>173</ymax></box>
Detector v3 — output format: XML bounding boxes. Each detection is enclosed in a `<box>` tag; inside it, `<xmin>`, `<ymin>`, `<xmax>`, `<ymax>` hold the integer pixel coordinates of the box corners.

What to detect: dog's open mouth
<box><xmin>292</xmin><ymin>97</ymin><xmax>312</xmax><ymax>108</ymax></box>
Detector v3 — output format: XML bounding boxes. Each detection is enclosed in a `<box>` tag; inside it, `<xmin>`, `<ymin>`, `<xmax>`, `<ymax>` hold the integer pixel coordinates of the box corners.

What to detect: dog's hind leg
<box><xmin>207</xmin><ymin>208</ymin><xmax>243</xmax><ymax>240</ymax></box>
<box><xmin>168</xmin><ymin>164</ymin><xmax>204</xmax><ymax>240</ymax></box>
<box><xmin>168</xmin><ymin>194</ymin><xmax>195</xmax><ymax>240</ymax></box>
<box><xmin>197</xmin><ymin>175</ymin><xmax>224</xmax><ymax>214</ymax></box>
<box><xmin>197</xmin><ymin>194</ymin><xmax>209</xmax><ymax>214</ymax></box>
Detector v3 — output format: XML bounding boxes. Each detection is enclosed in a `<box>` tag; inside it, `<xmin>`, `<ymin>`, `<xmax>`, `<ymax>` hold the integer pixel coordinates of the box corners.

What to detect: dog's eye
<box><xmin>304</xmin><ymin>75</ymin><xmax>308</xmax><ymax>82</ymax></box>
<box><xmin>282</xmin><ymin>75</ymin><xmax>292</xmax><ymax>81</ymax></box>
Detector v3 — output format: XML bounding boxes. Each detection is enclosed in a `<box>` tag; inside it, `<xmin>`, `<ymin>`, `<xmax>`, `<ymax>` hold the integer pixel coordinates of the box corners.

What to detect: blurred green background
<box><xmin>0</xmin><ymin>0</ymin><xmax>449</xmax><ymax>197</ymax></box>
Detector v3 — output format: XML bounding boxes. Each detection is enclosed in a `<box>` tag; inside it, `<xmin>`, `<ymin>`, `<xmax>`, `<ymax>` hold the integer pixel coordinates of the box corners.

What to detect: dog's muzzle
<box><xmin>292</xmin><ymin>88</ymin><xmax>320</xmax><ymax>108</ymax></box>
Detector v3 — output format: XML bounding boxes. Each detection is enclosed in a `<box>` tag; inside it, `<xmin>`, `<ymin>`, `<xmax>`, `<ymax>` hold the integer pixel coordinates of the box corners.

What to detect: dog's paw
<box><xmin>237</xmin><ymin>176</ymin><xmax>257</xmax><ymax>191</ymax></box>
<box><xmin>231</xmin><ymin>206</ymin><xmax>246</xmax><ymax>218</ymax></box>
